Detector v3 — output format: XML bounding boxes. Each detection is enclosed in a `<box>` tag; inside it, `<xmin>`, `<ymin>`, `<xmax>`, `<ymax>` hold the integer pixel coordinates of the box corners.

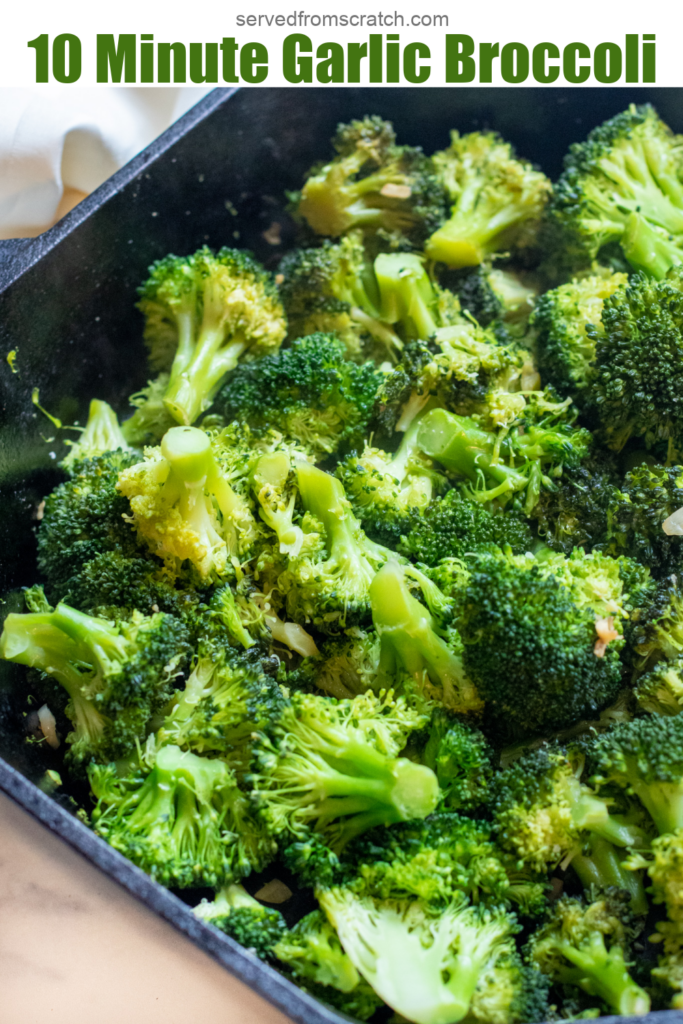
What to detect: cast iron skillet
<box><xmin>0</xmin><ymin>86</ymin><xmax>681</xmax><ymax>1024</ymax></box>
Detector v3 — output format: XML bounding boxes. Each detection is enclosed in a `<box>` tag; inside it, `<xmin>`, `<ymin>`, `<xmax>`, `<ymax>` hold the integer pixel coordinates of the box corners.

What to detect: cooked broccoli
<box><xmin>532</xmin><ymin>267</ymin><xmax>628</xmax><ymax>398</ymax></box>
<box><xmin>341</xmin><ymin>812</ymin><xmax>531</xmax><ymax>910</ymax></box>
<box><xmin>415</xmin><ymin>395</ymin><xmax>591</xmax><ymax>515</ymax></box>
<box><xmin>137</xmin><ymin>246</ymin><xmax>286</xmax><ymax>426</ymax></box>
<box><xmin>545</xmin><ymin>104</ymin><xmax>683</xmax><ymax>279</ymax></box>
<box><xmin>490</xmin><ymin>746</ymin><xmax>649</xmax><ymax>911</ymax></box>
<box><xmin>422</xmin><ymin>710</ymin><xmax>495</xmax><ymax>812</ymax></box>
<box><xmin>370</xmin><ymin>560</ymin><xmax>482</xmax><ymax>714</ymax></box>
<box><xmin>274</xmin><ymin>909</ymin><xmax>363</xmax><ymax>990</ymax></box>
<box><xmin>0</xmin><ymin>601</ymin><xmax>190</xmax><ymax>765</ymax></box>
<box><xmin>458</xmin><ymin>548</ymin><xmax>632</xmax><ymax>737</ymax></box>
<box><xmin>36</xmin><ymin>450</ymin><xmax>143</xmax><ymax>604</ymax></box>
<box><xmin>589</xmin><ymin>270</ymin><xmax>683</xmax><ymax>451</ymax></box>
<box><xmin>398</xmin><ymin>488</ymin><xmax>534</xmax><ymax>565</ymax></box>
<box><xmin>526</xmin><ymin>892</ymin><xmax>650</xmax><ymax>1017</ymax></box>
<box><xmin>296</xmin><ymin>116</ymin><xmax>447</xmax><ymax>246</ymax></box>
<box><xmin>589</xmin><ymin>714</ymin><xmax>683</xmax><ymax>835</ymax></box>
<box><xmin>606</xmin><ymin>461</ymin><xmax>683</xmax><ymax>576</ymax></box>
<box><xmin>194</xmin><ymin>883</ymin><xmax>286</xmax><ymax>957</ymax></box>
<box><xmin>61</xmin><ymin>399</ymin><xmax>133</xmax><ymax>472</ymax></box>
<box><xmin>275</xmin><ymin>462</ymin><xmax>390</xmax><ymax>631</ymax></box>
<box><xmin>121</xmin><ymin>375</ymin><xmax>177</xmax><ymax>447</ymax></box>
<box><xmin>319</xmin><ymin>888</ymin><xmax>531</xmax><ymax>1024</ymax></box>
<box><xmin>277</xmin><ymin>233</ymin><xmax>404</xmax><ymax>359</ymax></box>
<box><xmin>530</xmin><ymin>451</ymin><xmax>620</xmax><ymax>555</ymax></box>
<box><xmin>425</xmin><ymin>130</ymin><xmax>551</xmax><ymax>267</ymax></box>
<box><xmin>117</xmin><ymin>426</ymin><xmax>258</xmax><ymax>581</ymax></box>
<box><xmin>635</xmin><ymin>656</ymin><xmax>683</xmax><ymax>715</ymax></box>
<box><xmin>630</xmin><ymin>574</ymin><xmax>683</xmax><ymax>670</ymax></box>
<box><xmin>217</xmin><ymin>333</ymin><xmax>382</xmax><ymax>457</ymax></box>
<box><xmin>249</xmin><ymin>688</ymin><xmax>438</xmax><ymax>851</ymax></box>
<box><xmin>288</xmin><ymin>629</ymin><xmax>381</xmax><ymax>700</ymax></box>
<box><xmin>90</xmin><ymin>744</ymin><xmax>276</xmax><ymax>887</ymax></box>
<box><xmin>336</xmin><ymin>414</ymin><xmax>446</xmax><ymax>545</ymax></box>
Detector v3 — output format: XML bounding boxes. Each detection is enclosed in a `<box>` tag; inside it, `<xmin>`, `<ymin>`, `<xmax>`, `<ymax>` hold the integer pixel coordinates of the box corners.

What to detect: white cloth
<box><xmin>0</xmin><ymin>87</ymin><xmax>212</xmax><ymax>238</ymax></box>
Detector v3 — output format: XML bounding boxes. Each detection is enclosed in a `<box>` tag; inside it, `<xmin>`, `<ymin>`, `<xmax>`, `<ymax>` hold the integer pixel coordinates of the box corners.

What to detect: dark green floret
<box><xmin>217</xmin><ymin>333</ymin><xmax>382</xmax><ymax>457</ymax></box>
<box><xmin>194</xmin><ymin>883</ymin><xmax>286</xmax><ymax>958</ymax></box>
<box><xmin>606</xmin><ymin>461</ymin><xmax>683</xmax><ymax>576</ymax></box>
<box><xmin>421</xmin><ymin>710</ymin><xmax>495</xmax><ymax>812</ymax></box>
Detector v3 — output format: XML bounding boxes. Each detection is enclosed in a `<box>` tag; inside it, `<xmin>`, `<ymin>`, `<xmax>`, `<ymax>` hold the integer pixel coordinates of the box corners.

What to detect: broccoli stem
<box><xmin>164</xmin><ymin>284</ymin><xmax>246</xmax><ymax>425</ymax></box>
<box><xmin>370</xmin><ymin>562</ymin><xmax>481</xmax><ymax>713</ymax></box>
<box><xmin>416</xmin><ymin>408</ymin><xmax>528</xmax><ymax>498</ymax></box>
<box><xmin>556</xmin><ymin>935</ymin><xmax>650</xmax><ymax>1016</ymax></box>
<box><xmin>571</xmin><ymin>837</ymin><xmax>648</xmax><ymax>915</ymax></box>
<box><xmin>426</xmin><ymin>203</ymin><xmax>525</xmax><ymax>268</ymax></box>
<box><xmin>622</xmin><ymin>212</ymin><xmax>683</xmax><ymax>279</ymax></box>
<box><xmin>630</xmin><ymin>778</ymin><xmax>683</xmax><ymax>835</ymax></box>
<box><xmin>374</xmin><ymin>253</ymin><xmax>439</xmax><ymax>340</ymax></box>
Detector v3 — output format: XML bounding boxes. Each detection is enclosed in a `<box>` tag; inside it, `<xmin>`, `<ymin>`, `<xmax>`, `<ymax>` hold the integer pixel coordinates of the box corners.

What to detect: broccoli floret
<box><xmin>398</xmin><ymin>489</ymin><xmax>534</xmax><ymax>566</ymax></box>
<box><xmin>336</xmin><ymin>414</ymin><xmax>446</xmax><ymax>545</ymax></box>
<box><xmin>589</xmin><ymin>714</ymin><xmax>683</xmax><ymax>835</ymax></box>
<box><xmin>137</xmin><ymin>246</ymin><xmax>286</xmax><ymax>426</ymax></box>
<box><xmin>319</xmin><ymin>888</ymin><xmax>528</xmax><ymax>1024</ymax></box>
<box><xmin>275</xmin><ymin>462</ymin><xmax>390</xmax><ymax>632</ymax></box>
<box><xmin>545</xmin><ymin>104</ymin><xmax>683</xmax><ymax>279</ymax></box>
<box><xmin>415</xmin><ymin>393</ymin><xmax>591</xmax><ymax>515</ymax></box>
<box><xmin>159</xmin><ymin>650</ymin><xmax>284</xmax><ymax>770</ymax></box>
<box><xmin>631</xmin><ymin>574</ymin><xmax>683</xmax><ymax>670</ymax></box>
<box><xmin>217</xmin><ymin>333</ymin><xmax>382</xmax><ymax>459</ymax></box>
<box><xmin>274</xmin><ymin>909</ymin><xmax>364</xmax><ymax>991</ymax></box>
<box><xmin>0</xmin><ymin>602</ymin><xmax>190</xmax><ymax>765</ymax></box>
<box><xmin>277</xmin><ymin>233</ymin><xmax>404</xmax><ymax>359</ymax></box>
<box><xmin>36</xmin><ymin>450</ymin><xmax>143</xmax><ymax>603</ymax></box>
<box><xmin>422</xmin><ymin>711</ymin><xmax>495</xmax><ymax>812</ymax></box>
<box><xmin>526</xmin><ymin>892</ymin><xmax>650</xmax><ymax>1017</ymax></box>
<box><xmin>248</xmin><ymin>688</ymin><xmax>438</xmax><ymax>851</ymax></box>
<box><xmin>606</xmin><ymin>461</ymin><xmax>683</xmax><ymax>576</ymax></box>
<box><xmin>530</xmin><ymin>451</ymin><xmax>620</xmax><ymax>555</ymax></box>
<box><xmin>342</xmin><ymin>812</ymin><xmax>526</xmax><ymax>910</ymax></box>
<box><xmin>90</xmin><ymin>744</ymin><xmax>276</xmax><ymax>887</ymax></box>
<box><xmin>532</xmin><ymin>267</ymin><xmax>628</xmax><ymax>398</ymax></box>
<box><xmin>194</xmin><ymin>883</ymin><xmax>286</xmax><ymax>958</ymax></box>
<box><xmin>61</xmin><ymin>399</ymin><xmax>133</xmax><ymax>472</ymax></box>
<box><xmin>589</xmin><ymin>269</ymin><xmax>683</xmax><ymax>452</ymax></box>
<box><xmin>425</xmin><ymin>130</ymin><xmax>551</xmax><ymax>267</ymax></box>
<box><xmin>289</xmin><ymin>630</ymin><xmax>381</xmax><ymax>700</ymax></box>
<box><xmin>490</xmin><ymin>746</ymin><xmax>649</xmax><ymax>911</ymax></box>
<box><xmin>296</xmin><ymin>116</ymin><xmax>447</xmax><ymax>247</ymax></box>
<box><xmin>370</xmin><ymin>561</ymin><xmax>482</xmax><ymax>715</ymax></box>
<box><xmin>117</xmin><ymin>426</ymin><xmax>259</xmax><ymax>581</ymax></box>
<box><xmin>459</xmin><ymin>549</ymin><xmax>630</xmax><ymax>737</ymax></box>
<box><xmin>635</xmin><ymin>656</ymin><xmax>683</xmax><ymax>715</ymax></box>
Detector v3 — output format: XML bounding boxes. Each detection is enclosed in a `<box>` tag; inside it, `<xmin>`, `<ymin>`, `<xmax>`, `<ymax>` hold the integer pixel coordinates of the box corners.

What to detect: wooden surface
<box><xmin>0</xmin><ymin>791</ymin><xmax>292</xmax><ymax>1024</ymax></box>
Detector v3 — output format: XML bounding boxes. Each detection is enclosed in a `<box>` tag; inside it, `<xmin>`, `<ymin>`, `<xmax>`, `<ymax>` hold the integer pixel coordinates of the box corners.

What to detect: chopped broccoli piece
<box><xmin>274</xmin><ymin>909</ymin><xmax>362</xmax><ymax>991</ymax></box>
<box><xmin>370</xmin><ymin>560</ymin><xmax>482</xmax><ymax>714</ymax></box>
<box><xmin>422</xmin><ymin>710</ymin><xmax>495</xmax><ymax>812</ymax></box>
<box><xmin>606</xmin><ymin>461</ymin><xmax>683</xmax><ymax>576</ymax></box>
<box><xmin>526</xmin><ymin>892</ymin><xmax>650</xmax><ymax>1017</ymax></box>
<box><xmin>61</xmin><ymin>399</ymin><xmax>133</xmax><ymax>472</ymax></box>
<box><xmin>425</xmin><ymin>130</ymin><xmax>551</xmax><ymax>267</ymax></box>
<box><xmin>121</xmin><ymin>375</ymin><xmax>177</xmax><ymax>447</ymax></box>
<box><xmin>296</xmin><ymin>116</ymin><xmax>447</xmax><ymax>247</ymax></box>
<box><xmin>589</xmin><ymin>269</ymin><xmax>683</xmax><ymax>451</ymax></box>
<box><xmin>217</xmin><ymin>333</ymin><xmax>382</xmax><ymax>457</ymax></box>
<box><xmin>530</xmin><ymin>451</ymin><xmax>620</xmax><ymax>555</ymax></box>
<box><xmin>532</xmin><ymin>267</ymin><xmax>628</xmax><ymax>398</ymax></box>
<box><xmin>249</xmin><ymin>688</ymin><xmax>438</xmax><ymax>851</ymax></box>
<box><xmin>194</xmin><ymin>883</ymin><xmax>286</xmax><ymax>957</ymax></box>
<box><xmin>319</xmin><ymin>888</ymin><xmax>528</xmax><ymax>1024</ymax></box>
<box><xmin>545</xmin><ymin>104</ymin><xmax>683</xmax><ymax>278</ymax></box>
<box><xmin>0</xmin><ymin>602</ymin><xmax>190</xmax><ymax>765</ymax></box>
<box><xmin>137</xmin><ymin>246</ymin><xmax>286</xmax><ymax>426</ymax></box>
<box><xmin>117</xmin><ymin>426</ymin><xmax>259</xmax><ymax>581</ymax></box>
<box><xmin>635</xmin><ymin>656</ymin><xmax>683</xmax><ymax>715</ymax></box>
<box><xmin>90</xmin><ymin>744</ymin><xmax>276</xmax><ymax>887</ymax></box>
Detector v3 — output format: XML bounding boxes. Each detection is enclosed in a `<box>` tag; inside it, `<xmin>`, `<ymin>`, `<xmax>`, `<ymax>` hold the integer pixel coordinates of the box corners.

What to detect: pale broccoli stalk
<box><xmin>319</xmin><ymin>889</ymin><xmax>522</xmax><ymax>1024</ymax></box>
<box><xmin>251</xmin><ymin>451</ymin><xmax>305</xmax><ymax>558</ymax></box>
<box><xmin>117</xmin><ymin>426</ymin><xmax>258</xmax><ymax>580</ymax></box>
<box><xmin>370</xmin><ymin>561</ymin><xmax>482</xmax><ymax>714</ymax></box>
<box><xmin>425</xmin><ymin>130</ymin><xmax>551</xmax><ymax>267</ymax></box>
<box><xmin>62</xmin><ymin>399</ymin><xmax>132</xmax><ymax>472</ymax></box>
<box><xmin>138</xmin><ymin>247</ymin><xmax>286</xmax><ymax>426</ymax></box>
<box><xmin>374</xmin><ymin>252</ymin><xmax>439</xmax><ymax>340</ymax></box>
<box><xmin>274</xmin><ymin>910</ymin><xmax>361</xmax><ymax>991</ymax></box>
